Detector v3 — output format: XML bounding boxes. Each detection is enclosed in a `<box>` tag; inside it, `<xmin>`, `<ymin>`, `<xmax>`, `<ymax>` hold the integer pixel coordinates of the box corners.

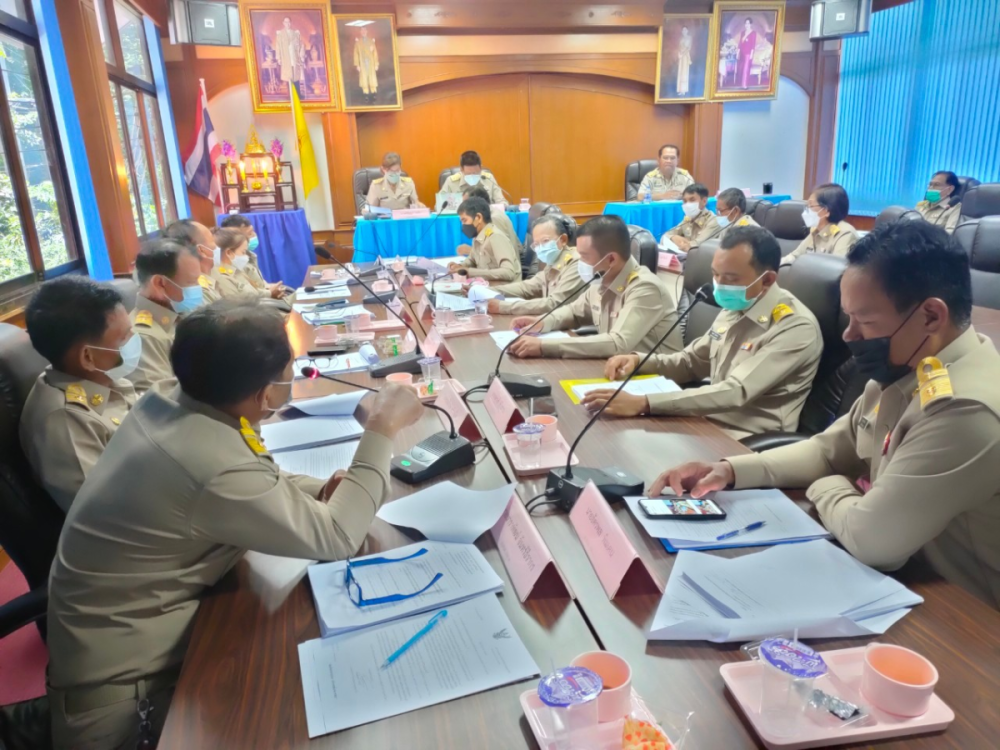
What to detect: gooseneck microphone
<box><xmin>299</xmin><ymin>366</ymin><xmax>474</xmax><ymax>484</ymax></box>
<box><xmin>545</xmin><ymin>283</ymin><xmax>713</xmax><ymax>510</ymax></box>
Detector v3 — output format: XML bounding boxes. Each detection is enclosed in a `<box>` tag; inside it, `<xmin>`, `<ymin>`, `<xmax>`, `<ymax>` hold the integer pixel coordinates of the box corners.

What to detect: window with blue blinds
<box><xmin>834</xmin><ymin>0</ymin><xmax>1000</xmax><ymax>216</ymax></box>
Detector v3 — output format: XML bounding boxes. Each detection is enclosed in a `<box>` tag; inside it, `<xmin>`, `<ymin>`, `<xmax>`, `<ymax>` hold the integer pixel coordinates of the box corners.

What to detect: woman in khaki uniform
<box><xmin>212</xmin><ymin>228</ymin><xmax>284</xmax><ymax>302</ymax></box>
<box><xmin>785</xmin><ymin>183</ymin><xmax>860</xmax><ymax>265</ymax></box>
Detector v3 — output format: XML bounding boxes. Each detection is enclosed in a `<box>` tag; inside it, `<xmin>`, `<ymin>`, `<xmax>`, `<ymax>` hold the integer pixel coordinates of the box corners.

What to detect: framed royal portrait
<box><xmin>331</xmin><ymin>14</ymin><xmax>403</xmax><ymax>113</ymax></box>
<box><xmin>708</xmin><ymin>1</ymin><xmax>786</xmax><ymax>101</ymax></box>
<box><xmin>655</xmin><ymin>15</ymin><xmax>713</xmax><ymax>104</ymax></box>
<box><xmin>240</xmin><ymin>1</ymin><xmax>339</xmax><ymax>112</ymax></box>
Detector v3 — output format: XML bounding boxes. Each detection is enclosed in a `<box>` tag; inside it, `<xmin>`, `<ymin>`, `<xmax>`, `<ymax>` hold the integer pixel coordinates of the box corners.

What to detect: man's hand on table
<box><xmin>647</xmin><ymin>460</ymin><xmax>735</xmax><ymax>498</ymax></box>
<box><xmin>604</xmin><ymin>353</ymin><xmax>640</xmax><ymax>381</ymax></box>
<box><xmin>365</xmin><ymin>383</ymin><xmax>423</xmax><ymax>438</ymax></box>
<box><xmin>486</xmin><ymin>299</ymin><xmax>501</xmax><ymax>314</ymax></box>
<box><xmin>508</xmin><ymin>336</ymin><xmax>543</xmax><ymax>358</ymax></box>
<box><xmin>580</xmin><ymin>390</ymin><xmax>647</xmax><ymax>417</ymax></box>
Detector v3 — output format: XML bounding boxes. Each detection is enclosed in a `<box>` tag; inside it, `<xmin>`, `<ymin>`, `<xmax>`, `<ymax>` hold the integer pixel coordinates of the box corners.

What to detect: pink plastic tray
<box><xmin>520</xmin><ymin>687</ymin><xmax>673</xmax><ymax>750</ymax></box>
<box><xmin>721</xmin><ymin>646</ymin><xmax>954</xmax><ymax>749</ymax></box>
<box><xmin>502</xmin><ymin>432</ymin><xmax>580</xmax><ymax>476</ymax></box>
<box><xmin>362</xmin><ymin>318</ymin><xmax>408</xmax><ymax>332</ymax></box>
<box><xmin>438</xmin><ymin>320</ymin><xmax>494</xmax><ymax>338</ymax></box>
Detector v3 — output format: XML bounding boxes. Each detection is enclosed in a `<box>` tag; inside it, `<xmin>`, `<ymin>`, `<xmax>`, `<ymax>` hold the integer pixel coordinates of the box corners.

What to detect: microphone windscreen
<box><xmin>301</xmin><ymin>366</ymin><xmax>319</xmax><ymax>379</ymax></box>
<box><xmin>315</xmin><ymin>246</ymin><xmax>332</xmax><ymax>260</ymax></box>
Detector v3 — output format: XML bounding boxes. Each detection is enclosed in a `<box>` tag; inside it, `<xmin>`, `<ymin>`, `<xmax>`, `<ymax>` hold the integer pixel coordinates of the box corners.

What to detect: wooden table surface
<box><xmin>160</xmin><ymin>267</ymin><xmax>1000</xmax><ymax>749</ymax></box>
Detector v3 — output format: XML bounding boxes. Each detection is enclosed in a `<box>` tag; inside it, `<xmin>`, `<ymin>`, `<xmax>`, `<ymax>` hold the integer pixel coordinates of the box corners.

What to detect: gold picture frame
<box><xmin>655</xmin><ymin>14</ymin><xmax>714</xmax><ymax>104</ymax></box>
<box><xmin>239</xmin><ymin>1</ymin><xmax>339</xmax><ymax>113</ymax></box>
<box><xmin>708</xmin><ymin>1</ymin><xmax>786</xmax><ymax>101</ymax></box>
<box><xmin>330</xmin><ymin>13</ymin><xmax>403</xmax><ymax>113</ymax></box>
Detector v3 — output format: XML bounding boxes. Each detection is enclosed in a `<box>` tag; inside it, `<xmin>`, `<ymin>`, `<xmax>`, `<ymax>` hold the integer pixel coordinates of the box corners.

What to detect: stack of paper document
<box><xmin>287</xmin><ymin>391</ymin><xmax>367</xmax><ymax>417</ymax></box>
<box><xmin>273</xmin><ymin>441</ymin><xmax>360</xmax><ymax>480</ymax></box>
<box><xmin>302</xmin><ymin>304</ymin><xmax>369</xmax><ymax>326</ymax></box>
<box><xmin>489</xmin><ymin>330</ymin><xmax>569</xmax><ymax>349</ymax></box>
<box><xmin>649</xmin><ymin>540</ymin><xmax>924</xmax><ymax>642</ymax></box>
<box><xmin>625</xmin><ymin>489</ymin><xmax>831</xmax><ymax>551</ymax></box>
<box><xmin>377</xmin><ymin>482</ymin><xmax>515</xmax><ymax>543</ymax></box>
<box><xmin>259</xmin><ymin>416</ymin><xmax>363</xmax><ymax>453</ymax></box>
<box><xmin>294</xmin><ymin>286</ymin><xmax>351</xmax><ymax>302</ymax></box>
<box><xmin>433</xmin><ymin>291</ymin><xmax>476</xmax><ymax>311</ymax></box>
<box><xmin>570</xmin><ymin>375</ymin><xmax>681</xmax><ymax>402</ymax></box>
<box><xmin>306</xmin><ymin>540</ymin><xmax>504</xmax><ymax>637</ymax></box>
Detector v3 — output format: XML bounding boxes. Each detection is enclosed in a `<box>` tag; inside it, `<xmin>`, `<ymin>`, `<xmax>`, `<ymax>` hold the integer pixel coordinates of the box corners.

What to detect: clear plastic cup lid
<box><xmin>513</xmin><ymin>422</ymin><xmax>545</xmax><ymax>436</ymax></box>
<box><xmin>418</xmin><ymin>357</ymin><xmax>441</xmax><ymax>366</ymax></box>
<box><xmin>537</xmin><ymin>667</ymin><xmax>603</xmax><ymax>707</ymax></box>
<box><xmin>760</xmin><ymin>638</ymin><xmax>827</xmax><ymax>679</ymax></box>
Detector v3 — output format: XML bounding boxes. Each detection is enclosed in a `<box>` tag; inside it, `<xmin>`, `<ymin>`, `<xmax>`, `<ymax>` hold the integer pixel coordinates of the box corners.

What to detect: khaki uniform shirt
<box><xmin>664</xmin><ymin>208</ymin><xmax>720</xmax><ymax>249</ymax></box>
<box><xmin>917</xmin><ymin>198</ymin><xmax>962</xmax><ymax>233</ymax></box>
<box><xmin>461</xmin><ymin>224</ymin><xmax>521</xmax><ymax>282</ymax></box>
<box><xmin>127</xmin><ymin>296</ymin><xmax>178</xmax><ymax>396</ymax></box>
<box><xmin>493</xmin><ymin>248</ymin><xmax>582</xmax><ymax>315</ymax></box>
<box><xmin>19</xmin><ymin>368</ymin><xmax>136</xmax><ymax>513</ymax></box>
<box><xmin>638</xmin><ymin>167</ymin><xmax>694</xmax><ymax>197</ymax></box>
<box><xmin>47</xmin><ymin>387</ymin><xmax>393</xmax><ymax>696</ymax></box>
<box><xmin>785</xmin><ymin>220</ymin><xmax>859</xmax><ymax>264</ymax></box>
<box><xmin>198</xmin><ymin>273</ymin><xmax>221</xmax><ymax>305</ymax></box>
<box><xmin>213</xmin><ymin>263</ymin><xmax>268</xmax><ymax>302</ymax></box>
<box><xmin>243</xmin><ymin>251</ymin><xmax>268</xmax><ymax>290</ymax></box>
<box><xmin>442</xmin><ymin>171</ymin><xmax>505</xmax><ymax>205</ymax></box>
<box><xmin>641</xmin><ymin>285</ymin><xmax>822</xmax><ymax>439</ymax></box>
<box><xmin>366</xmin><ymin>176</ymin><xmax>420</xmax><ymax>210</ymax></box>
<box><xmin>540</xmin><ymin>256</ymin><xmax>681</xmax><ymax>358</ymax></box>
<box><xmin>728</xmin><ymin>328</ymin><xmax>1000</xmax><ymax>608</ymax></box>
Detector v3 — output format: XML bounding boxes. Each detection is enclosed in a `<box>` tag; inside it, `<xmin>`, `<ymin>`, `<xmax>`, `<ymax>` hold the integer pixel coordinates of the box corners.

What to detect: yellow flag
<box><xmin>290</xmin><ymin>83</ymin><xmax>319</xmax><ymax>199</ymax></box>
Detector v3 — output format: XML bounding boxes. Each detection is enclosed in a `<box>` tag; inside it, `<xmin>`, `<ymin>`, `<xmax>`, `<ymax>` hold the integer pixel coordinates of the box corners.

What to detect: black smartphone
<box><xmin>307</xmin><ymin>345</ymin><xmax>349</xmax><ymax>357</ymax></box>
<box><xmin>638</xmin><ymin>496</ymin><xmax>727</xmax><ymax>520</ymax></box>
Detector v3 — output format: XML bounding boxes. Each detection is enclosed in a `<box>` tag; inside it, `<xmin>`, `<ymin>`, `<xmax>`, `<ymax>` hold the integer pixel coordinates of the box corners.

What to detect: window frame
<box><xmin>0</xmin><ymin>6</ymin><xmax>82</xmax><ymax>301</ymax></box>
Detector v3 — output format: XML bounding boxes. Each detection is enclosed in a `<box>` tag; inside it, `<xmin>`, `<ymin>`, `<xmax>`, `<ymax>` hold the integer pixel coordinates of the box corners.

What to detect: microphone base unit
<box><xmin>490</xmin><ymin>372</ymin><xmax>552</xmax><ymax>399</ymax></box>
<box><xmin>405</xmin><ymin>264</ymin><xmax>429</xmax><ymax>277</ymax></box>
<box><xmin>390</xmin><ymin>432</ymin><xmax>476</xmax><ymax>484</ymax></box>
<box><xmin>369</xmin><ymin>351</ymin><xmax>425</xmax><ymax>378</ymax></box>
<box><xmin>363</xmin><ymin>291</ymin><xmax>398</xmax><ymax>305</ymax></box>
<box><xmin>545</xmin><ymin>465</ymin><xmax>645</xmax><ymax>512</ymax></box>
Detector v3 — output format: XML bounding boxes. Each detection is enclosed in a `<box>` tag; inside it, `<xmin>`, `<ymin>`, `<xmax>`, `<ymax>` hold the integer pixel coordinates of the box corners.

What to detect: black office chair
<box><xmin>0</xmin><ymin>324</ymin><xmax>63</xmax><ymax>641</ymax></box>
<box><xmin>628</xmin><ymin>225</ymin><xmax>658</xmax><ymax>274</ymax></box>
<box><xmin>353</xmin><ymin>167</ymin><xmax>409</xmax><ymax>214</ymax></box>
<box><xmin>763</xmin><ymin>200</ymin><xmax>810</xmax><ymax>255</ymax></box>
<box><xmin>959</xmin><ymin>183</ymin><xmax>1000</xmax><ymax>222</ymax></box>
<box><xmin>679</xmin><ymin>244</ymin><xmax>720</xmax><ymax>346</ymax></box>
<box><xmin>954</xmin><ymin>217</ymin><xmax>1000</xmax><ymax>310</ymax></box>
<box><xmin>624</xmin><ymin>159</ymin><xmax>659</xmax><ymax>202</ymax></box>
<box><xmin>109</xmin><ymin>277</ymin><xmax>138</xmax><ymax>312</ymax></box>
<box><xmin>956</xmin><ymin>176</ymin><xmax>981</xmax><ymax>203</ymax></box>
<box><xmin>875</xmin><ymin>206</ymin><xmax>923</xmax><ymax>229</ymax></box>
<box><xmin>751</xmin><ymin>199</ymin><xmax>774</xmax><ymax>227</ymax></box>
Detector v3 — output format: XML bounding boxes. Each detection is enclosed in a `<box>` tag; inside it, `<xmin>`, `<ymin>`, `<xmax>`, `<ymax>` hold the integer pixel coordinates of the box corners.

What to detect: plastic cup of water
<box><xmin>757</xmin><ymin>638</ymin><xmax>828</xmax><ymax>738</ymax></box>
<box><xmin>513</xmin><ymin>422</ymin><xmax>545</xmax><ymax>468</ymax></box>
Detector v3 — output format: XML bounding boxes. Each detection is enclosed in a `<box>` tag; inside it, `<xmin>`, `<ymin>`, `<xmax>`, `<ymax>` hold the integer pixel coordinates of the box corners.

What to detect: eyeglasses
<box><xmin>345</xmin><ymin>547</ymin><xmax>444</xmax><ymax>608</ymax></box>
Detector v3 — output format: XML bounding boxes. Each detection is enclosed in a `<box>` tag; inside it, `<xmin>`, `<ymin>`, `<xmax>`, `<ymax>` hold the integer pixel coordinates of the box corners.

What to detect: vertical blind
<box><xmin>835</xmin><ymin>0</ymin><xmax>1000</xmax><ymax>215</ymax></box>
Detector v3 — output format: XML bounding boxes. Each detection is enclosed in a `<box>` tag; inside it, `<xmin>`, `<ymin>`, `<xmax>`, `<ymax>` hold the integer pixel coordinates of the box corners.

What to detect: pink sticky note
<box><xmin>484</xmin><ymin>377</ymin><xmax>524</xmax><ymax>434</ymax></box>
<box><xmin>569</xmin><ymin>481</ymin><xmax>660</xmax><ymax>599</ymax></box>
<box><xmin>434</xmin><ymin>383</ymin><xmax>482</xmax><ymax>441</ymax></box>
<box><xmin>420</xmin><ymin>326</ymin><xmax>453</xmax><ymax>363</ymax></box>
<box><xmin>492</xmin><ymin>495</ymin><xmax>573</xmax><ymax>602</ymax></box>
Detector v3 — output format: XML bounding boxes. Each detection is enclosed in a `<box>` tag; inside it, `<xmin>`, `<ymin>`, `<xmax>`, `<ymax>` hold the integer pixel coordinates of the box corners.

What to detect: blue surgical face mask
<box><xmin>164</xmin><ymin>276</ymin><xmax>205</xmax><ymax>314</ymax></box>
<box><xmin>535</xmin><ymin>240</ymin><xmax>562</xmax><ymax>266</ymax></box>
<box><xmin>716</xmin><ymin>208</ymin><xmax>734</xmax><ymax>229</ymax></box>
<box><xmin>713</xmin><ymin>273</ymin><xmax>765</xmax><ymax>311</ymax></box>
<box><xmin>386</xmin><ymin>171</ymin><xmax>401</xmax><ymax>185</ymax></box>
<box><xmin>464</xmin><ymin>173</ymin><xmax>482</xmax><ymax>186</ymax></box>
<box><xmin>90</xmin><ymin>333</ymin><xmax>143</xmax><ymax>381</ymax></box>
<box><xmin>247</xmin><ymin>236</ymin><xmax>260</xmax><ymax>252</ymax></box>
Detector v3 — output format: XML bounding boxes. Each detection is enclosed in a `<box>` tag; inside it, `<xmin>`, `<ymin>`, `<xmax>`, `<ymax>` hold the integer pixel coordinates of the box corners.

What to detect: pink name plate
<box><xmin>492</xmin><ymin>494</ymin><xmax>573</xmax><ymax>602</ymax></box>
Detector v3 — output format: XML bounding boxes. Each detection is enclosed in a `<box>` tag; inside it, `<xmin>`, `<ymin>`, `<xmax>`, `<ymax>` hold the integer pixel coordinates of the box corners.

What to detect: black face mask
<box><xmin>846</xmin><ymin>305</ymin><xmax>928</xmax><ymax>385</ymax></box>
<box><xmin>461</xmin><ymin>223</ymin><xmax>478</xmax><ymax>239</ymax></box>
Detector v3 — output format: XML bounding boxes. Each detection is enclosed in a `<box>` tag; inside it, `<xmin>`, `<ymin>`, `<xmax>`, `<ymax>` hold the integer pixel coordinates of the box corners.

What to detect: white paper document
<box><xmin>489</xmin><ymin>330</ymin><xmax>570</xmax><ymax>349</ymax></box>
<box><xmin>571</xmin><ymin>376</ymin><xmax>682</xmax><ymax>402</ymax></box>
<box><xmin>427</xmin><ymin>280</ymin><xmax>465</xmax><ymax>294</ymax></box>
<box><xmin>298</xmin><ymin>594</ymin><xmax>539</xmax><ymax>738</ymax></box>
<box><xmin>649</xmin><ymin>540</ymin><xmax>923</xmax><ymax>642</ymax></box>
<box><xmin>467</xmin><ymin>285</ymin><xmax>504</xmax><ymax>302</ymax></box>
<box><xmin>272</xmin><ymin>441</ymin><xmax>360</xmax><ymax>479</ymax></box>
<box><xmin>260</xmin><ymin>416</ymin><xmax>364</xmax><ymax>453</ymax></box>
<box><xmin>307</xmin><ymin>540</ymin><xmax>504</xmax><ymax>637</ymax></box>
<box><xmin>377</xmin><ymin>482</ymin><xmax>516</xmax><ymax>544</ymax></box>
<box><xmin>624</xmin><ymin>489</ymin><xmax>831</xmax><ymax>550</ymax></box>
<box><xmin>288</xmin><ymin>391</ymin><xmax>367</xmax><ymax>417</ymax></box>
<box><xmin>433</xmin><ymin>291</ymin><xmax>476</xmax><ymax>311</ymax></box>
<box><xmin>302</xmin><ymin>304</ymin><xmax>369</xmax><ymax>326</ymax></box>
<box><xmin>294</xmin><ymin>286</ymin><xmax>352</xmax><ymax>303</ymax></box>
<box><xmin>432</xmin><ymin>255</ymin><xmax>466</xmax><ymax>267</ymax></box>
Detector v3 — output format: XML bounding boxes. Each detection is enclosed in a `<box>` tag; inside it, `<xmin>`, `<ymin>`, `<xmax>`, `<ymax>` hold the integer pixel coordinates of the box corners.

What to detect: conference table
<box><xmin>604</xmin><ymin>194</ymin><xmax>791</xmax><ymax>239</ymax></box>
<box><xmin>158</xmin><ymin>269</ymin><xmax>1000</xmax><ymax>749</ymax></box>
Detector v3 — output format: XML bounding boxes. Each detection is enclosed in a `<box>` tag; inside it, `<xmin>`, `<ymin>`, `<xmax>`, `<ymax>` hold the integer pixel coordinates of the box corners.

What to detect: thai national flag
<box><xmin>182</xmin><ymin>79</ymin><xmax>221</xmax><ymax>206</ymax></box>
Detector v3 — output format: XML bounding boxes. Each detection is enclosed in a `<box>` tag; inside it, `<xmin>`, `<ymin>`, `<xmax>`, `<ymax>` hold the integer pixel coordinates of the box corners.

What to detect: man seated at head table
<box><xmin>783</xmin><ymin>183</ymin><xmax>859</xmax><ymax>265</ymax></box>
<box><xmin>162</xmin><ymin>218</ymin><xmax>222</xmax><ymax>304</ymax></box>
<box><xmin>485</xmin><ymin>213</ymin><xmax>582</xmax><ymax>316</ymax></box>
<box><xmin>365</xmin><ymin>151</ymin><xmax>425</xmax><ymax>210</ymax></box>
<box><xmin>916</xmin><ymin>170</ymin><xmax>963</xmax><ymax>233</ymax></box>
<box><xmin>19</xmin><ymin>277</ymin><xmax>138</xmax><ymax>513</ymax></box>
<box><xmin>507</xmin><ymin>215</ymin><xmax>681</xmax><ymax>359</ymax></box>
<box><xmin>441</xmin><ymin>149</ymin><xmax>505</xmax><ymax>205</ymax></box>
<box><xmin>581</xmin><ymin>226</ymin><xmax>822</xmax><ymax>439</ymax></box>
<box><xmin>447</xmin><ymin>197</ymin><xmax>521</xmax><ymax>282</ymax></box>
<box><xmin>638</xmin><ymin>143</ymin><xmax>695</xmax><ymax>201</ymax></box>
<box><xmin>650</xmin><ymin>221</ymin><xmax>1000</xmax><ymax>608</ymax></box>
<box><xmin>45</xmin><ymin>301</ymin><xmax>424</xmax><ymax>749</ymax></box>
<box><xmin>459</xmin><ymin>183</ymin><xmax>522</xmax><ymax>257</ymax></box>
<box><xmin>661</xmin><ymin>182</ymin><xmax>720</xmax><ymax>253</ymax></box>
<box><xmin>714</xmin><ymin>187</ymin><xmax>759</xmax><ymax>239</ymax></box>
<box><xmin>127</xmin><ymin>238</ymin><xmax>203</xmax><ymax>396</ymax></box>
<box><xmin>220</xmin><ymin>214</ymin><xmax>291</xmax><ymax>298</ymax></box>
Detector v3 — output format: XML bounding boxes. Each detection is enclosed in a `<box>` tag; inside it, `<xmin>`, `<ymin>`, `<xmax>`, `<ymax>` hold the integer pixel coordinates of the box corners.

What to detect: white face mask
<box><xmin>463</xmin><ymin>173</ymin><xmax>482</xmax><ymax>186</ymax></box>
<box><xmin>681</xmin><ymin>201</ymin><xmax>701</xmax><ymax>219</ymax></box>
<box><xmin>802</xmin><ymin>208</ymin><xmax>821</xmax><ymax>229</ymax></box>
<box><xmin>534</xmin><ymin>240</ymin><xmax>562</xmax><ymax>266</ymax></box>
<box><xmin>578</xmin><ymin>254</ymin><xmax>611</xmax><ymax>284</ymax></box>
<box><xmin>717</xmin><ymin>212</ymin><xmax>732</xmax><ymax>229</ymax></box>
<box><xmin>212</xmin><ymin>246</ymin><xmax>221</xmax><ymax>268</ymax></box>
<box><xmin>262</xmin><ymin>379</ymin><xmax>293</xmax><ymax>418</ymax></box>
<box><xmin>89</xmin><ymin>333</ymin><xmax>143</xmax><ymax>381</ymax></box>
<box><xmin>232</xmin><ymin>254</ymin><xmax>250</xmax><ymax>271</ymax></box>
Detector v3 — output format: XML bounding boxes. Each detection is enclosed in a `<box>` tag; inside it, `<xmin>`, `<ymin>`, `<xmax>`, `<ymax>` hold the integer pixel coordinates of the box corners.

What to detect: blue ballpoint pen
<box><xmin>381</xmin><ymin>609</ymin><xmax>448</xmax><ymax>669</ymax></box>
<box><xmin>716</xmin><ymin>521</ymin><xmax>766</xmax><ymax>541</ymax></box>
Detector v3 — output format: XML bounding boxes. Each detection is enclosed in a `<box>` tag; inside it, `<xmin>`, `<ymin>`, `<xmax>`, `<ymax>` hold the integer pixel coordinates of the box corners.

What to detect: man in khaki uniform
<box><xmin>487</xmin><ymin>213</ymin><xmax>582</xmax><ymax>315</ymax></box>
<box><xmin>637</xmin><ymin>144</ymin><xmax>695</xmax><ymax>201</ymax></box>
<box><xmin>46</xmin><ymin>302</ymin><xmax>424</xmax><ymax>749</ymax></box>
<box><xmin>460</xmin><ymin>184</ymin><xmax>522</xmax><ymax>257</ymax></box>
<box><xmin>448</xmin><ymin>197</ymin><xmax>521</xmax><ymax>282</ymax></box>
<box><xmin>354</xmin><ymin>26</ymin><xmax>379</xmax><ymax>103</ymax></box>
<box><xmin>441</xmin><ymin>150</ymin><xmax>505</xmax><ymax>205</ymax></box>
<box><xmin>916</xmin><ymin>170</ymin><xmax>962</xmax><ymax>233</ymax></box>
<box><xmin>651</xmin><ymin>221</ymin><xmax>1000</xmax><ymax>608</ymax></box>
<box><xmin>508</xmin><ymin>215</ymin><xmax>681</xmax><ymax>359</ymax></box>
<box><xmin>164</xmin><ymin>218</ymin><xmax>221</xmax><ymax>306</ymax></box>
<box><xmin>128</xmin><ymin>239</ymin><xmax>202</xmax><ymax>395</ymax></box>
<box><xmin>714</xmin><ymin>187</ymin><xmax>760</xmax><ymax>244</ymax></box>
<box><xmin>582</xmin><ymin>227</ymin><xmax>822</xmax><ymax>439</ymax></box>
<box><xmin>20</xmin><ymin>277</ymin><xmax>138</xmax><ymax>513</ymax></box>
<box><xmin>785</xmin><ymin>183</ymin><xmax>859</xmax><ymax>265</ymax></box>
<box><xmin>663</xmin><ymin>183</ymin><xmax>720</xmax><ymax>252</ymax></box>
<box><xmin>365</xmin><ymin>152</ymin><xmax>423</xmax><ymax>210</ymax></box>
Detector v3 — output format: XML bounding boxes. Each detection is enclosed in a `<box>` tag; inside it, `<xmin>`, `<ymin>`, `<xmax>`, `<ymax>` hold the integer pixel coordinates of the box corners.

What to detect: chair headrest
<box><xmin>528</xmin><ymin>202</ymin><xmax>553</xmax><ymax>225</ymax></box>
<box><xmin>626</xmin><ymin>159</ymin><xmax>659</xmax><ymax>184</ymax></box>
<box><xmin>627</xmin><ymin>225</ymin><xmax>658</xmax><ymax>274</ymax></box>
<box><xmin>875</xmin><ymin>205</ymin><xmax>923</xmax><ymax>228</ymax></box>
<box><xmin>960</xmin><ymin>184</ymin><xmax>1000</xmax><ymax>220</ymax></box>
<box><xmin>109</xmin><ymin>277</ymin><xmax>139</xmax><ymax>312</ymax></box>
<box><xmin>954</xmin><ymin>217</ymin><xmax>1000</xmax><ymax>273</ymax></box>
<box><xmin>683</xmin><ymin>243</ymin><xmax>719</xmax><ymax>297</ymax></box>
<box><xmin>763</xmin><ymin>200</ymin><xmax>810</xmax><ymax>240</ymax></box>
<box><xmin>0</xmin><ymin>324</ymin><xmax>49</xmax><ymax>456</ymax></box>
<box><xmin>777</xmin><ymin>252</ymin><xmax>849</xmax><ymax>356</ymax></box>
<box><xmin>956</xmin><ymin>176</ymin><xmax>981</xmax><ymax>202</ymax></box>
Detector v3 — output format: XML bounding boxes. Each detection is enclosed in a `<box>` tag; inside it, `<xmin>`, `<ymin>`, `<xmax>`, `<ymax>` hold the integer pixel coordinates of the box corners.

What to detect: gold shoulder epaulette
<box><xmin>677</xmin><ymin>168</ymin><xmax>690</xmax><ymax>175</ymax></box>
<box><xmin>627</xmin><ymin>270</ymin><xmax>640</xmax><ymax>284</ymax></box>
<box><xmin>562</xmin><ymin>253</ymin><xmax>573</xmax><ymax>264</ymax></box>
<box><xmin>771</xmin><ymin>303</ymin><xmax>794</xmax><ymax>323</ymax></box>
<box><xmin>738</xmin><ymin>217</ymin><xmax>749</xmax><ymax>226</ymax></box>
<box><xmin>482</xmin><ymin>171</ymin><xmax>494</xmax><ymax>179</ymax></box>
<box><xmin>917</xmin><ymin>357</ymin><xmax>953</xmax><ymax>410</ymax></box>
<box><xmin>198</xmin><ymin>275</ymin><xmax>211</xmax><ymax>289</ymax></box>
<box><xmin>402</xmin><ymin>176</ymin><xmax>413</xmax><ymax>183</ymax></box>
<box><xmin>449</xmin><ymin>173</ymin><xmax>462</xmax><ymax>182</ymax></box>
<box><xmin>917</xmin><ymin>201</ymin><xmax>929</xmax><ymax>208</ymax></box>
<box><xmin>373</xmin><ymin>177</ymin><xmax>384</xmax><ymax>184</ymax></box>
<box><xmin>65</xmin><ymin>383</ymin><xmax>88</xmax><ymax>407</ymax></box>
<box><xmin>239</xmin><ymin>416</ymin><xmax>268</xmax><ymax>455</ymax></box>
<box><xmin>830</xmin><ymin>224</ymin><xmax>841</xmax><ymax>235</ymax></box>
<box><xmin>219</xmin><ymin>267</ymin><xmax>234</xmax><ymax>275</ymax></box>
<box><xmin>484</xmin><ymin>226</ymin><xmax>494</xmax><ymax>238</ymax></box>
<box><xmin>135</xmin><ymin>310</ymin><xmax>153</xmax><ymax>327</ymax></box>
